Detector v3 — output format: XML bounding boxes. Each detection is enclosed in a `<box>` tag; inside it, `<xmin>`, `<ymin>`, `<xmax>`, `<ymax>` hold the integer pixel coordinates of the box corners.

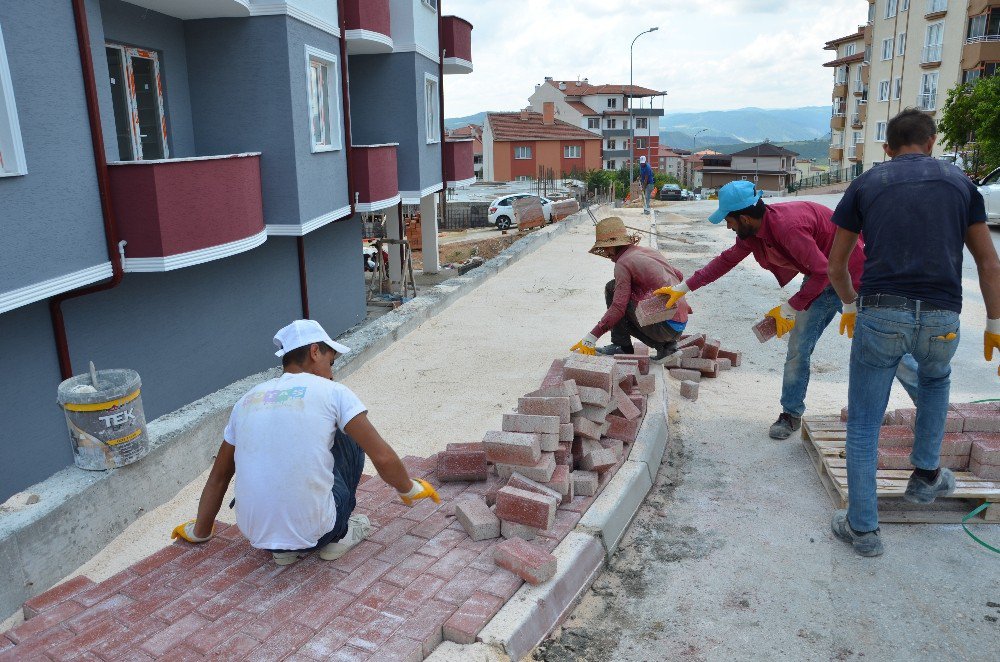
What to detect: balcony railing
<box><xmin>441</xmin><ymin>15</ymin><xmax>473</xmax><ymax>74</ymax></box>
<box><xmin>444</xmin><ymin>140</ymin><xmax>475</xmax><ymax>187</ymax></box>
<box><xmin>851</xmin><ymin>113</ymin><xmax>863</xmax><ymax>127</ymax></box>
<box><xmin>107</xmin><ymin>153</ymin><xmax>266</xmax><ymax>272</ymax></box>
<box><xmin>921</xmin><ymin>45</ymin><xmax>943</xmax><ymax>64</ymax></box>
<box><xmin>925</xmin><ymin>0</ymin><xmax>948</xmax><ymax>16</ymax></box>
<box><xmin>350</xmin><ymin>144</ymin><xmax>400</xmax><ymax>212</ymax></box>
<box><xmin>917</xmin><ymin>92</ymin><xmax>938</xmax><ymax>110</ymax></box>
<box><xmin>344</xmin><ymin>0</ymin><xmax>393</xmax><ymax>54</ymax></box>
<box><xmin>962</xmin><ymin>34</ymin><xmax>1000</xmax><ymax>68</ymax></box>
<box><xmin>966</xmin><ymin>34</ymin><xmax>1000</xmax><ymax>44</ymax></box>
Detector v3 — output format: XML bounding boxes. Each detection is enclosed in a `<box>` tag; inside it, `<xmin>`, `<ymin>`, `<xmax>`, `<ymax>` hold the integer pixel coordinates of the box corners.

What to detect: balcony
<box><xmin>969</xmin><ymin>1</ymin><xmax>1000</xmax><ymax>14</ymax></box>
<box><xmin>833</xmin><ymin>83</ymin><xmax>848</xmax><ymax>98</ymax></box>
<box><xmin>344</xmin><ymin>0</ymin><xmax>393</xmax><ymax>54</ymax></box>
<box><xmin>603</xmin><ymin>128</ymin><xmax>633</xmax><ymax>137</ymax></box>
<box><xmin>441</xmin><ymin>16</ymin><xmax>473</xmax><ymax>74</ymax></box>
<box><xmin>925</xmin><ymin>0</ymin><xmax>948</xmax><ymax>18</ymax></box>
<box><xmin>444</xmin><ymin>139</ymin><xmax>475</xmax><ymax>187</ymax></box>
<box><xmin>921</xmin><ymin>45</ymin><xmax>943</xmax><ymax>67</ymax></box>
<box><xmin>829</xmin><ymin>147</ymin><xmax>844</xmax><ymax>161</ymax></box>
<box><xmin>861</xmin><ymin>66</ymin><xmax>871</xmax><ymax>85</ymax></box>
<box><xmin>116</xmin><ymin>0</ymin><xmax>252</xmax><ymax>19</ymax></box>
<box><xmin>603</xmin><ymin>149</ymin><xmax>632</xmax><ymax>159</ymax></box>
<box><xmin>850</xmin><ymin>143</ymin><xmax>865</xmax><ymax>162</ymax></box>
<box><xmin>350</xmin><ymin>144</ymin><xmax>400</xmax><ymax>212</ymax></box>
<box><xmin>107</xmin><ymin>154</ymin><xmax>266</xmax><ymax>272</ymax></box>
<box><xmin>962</xmin><ymin>35</ymin><xmax>1000</xmax><ymax>69</ymax></box>
<box><xmin>853</xmin><ymin>83</ymin><xmax>868</xmax><ymax>97</ymax></box>
<box><xmin>831</xmin><ymin>114</ymin><xmax>846</xmax><ymax>130</ymax></box>
<box><xmin>864</xmin><ymin>24</ymin><xmax>873</xmax><ymax>46</ymax></box>
<box><xmin>917</xmin><ymin>92</ymin><xmax>938</xmax><ymax>111</ymax></box>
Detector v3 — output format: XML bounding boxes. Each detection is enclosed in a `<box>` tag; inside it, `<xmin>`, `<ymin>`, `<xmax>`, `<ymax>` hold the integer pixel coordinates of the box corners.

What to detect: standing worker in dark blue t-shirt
<box><xmin>639</xmin><ymin>155</ymin><xmax>655</xmax><ymax>215</ymax></box>
<box><xmin>826</xmin><ymin>108</ymin><xmax>1000</xmax><ymax>557</ymax></box>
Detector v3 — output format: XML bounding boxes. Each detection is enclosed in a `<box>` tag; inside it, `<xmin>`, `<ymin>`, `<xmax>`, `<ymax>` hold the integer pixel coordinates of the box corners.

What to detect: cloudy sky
<box><xmin>443</xmin><ymin>0</ymin><xmax>863</xmax><ymax>117</ymax></box>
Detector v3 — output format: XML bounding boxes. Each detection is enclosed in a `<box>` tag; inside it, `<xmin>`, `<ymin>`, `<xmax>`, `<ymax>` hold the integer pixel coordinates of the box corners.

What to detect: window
<box><xmin>424</xmin><ymin>73</ymin><xmax>440</xmax><ymax>144</ymax></box>
<box><xmin>898</xmin><ymin>32</ymin><xmax>907</xmax><ymax>55</ymax></box>
<box><xmin>106</xmin><ymin>44</ymin><xmax>169</xmax><ymax>160</ymax></box>
<box><xmin>606</xmin><ymin>160</ymin><xmax>616</xmax><ymax>169</ymax></box>
<box><xmin>606</xmin><ymin>118</ymin><xmax>616</xmax><ymax>129</ymax></box>
<box><xmin>922</xmin><ymin>22</ymin><xmax>944</xmax><ymax>64</ymax></box>
<box><xmin>875</xmin><ymin>121</ymin><xmax>887</xmax><ymax>142</ymax></box>
<box><xmin>882</xmin><ymin>38</ymin><xmax>894</xmax><ymax>60</ymax></box>
<box><xmin>854</xmin><ymin>131</ymin><xmax>864</xmax><ymax>144</ymax></box>
<box><xmin>0</xmin><ymin>23</ymin><xmax>26</xmax><ymax>176</ymax></box>
<box><xmin>894</xmin><ymin>76</ymin><xmax>903</xmax><ymax>99</ymax></box>
<box><xmin>304</xmin><ymin>46</ymin><xmax>343</xmax><ymax>153</ymax></box>
<box><xmin>515</xmin><ymin>175</ymin><xmax>532</xmax><ymax>182</ymax></box>
<box><xmin>926</xmin><ymin>0</ymin><xmax>947</xmax><ymax>13</ymax></box>
<box><xmin>607</xmin><ymin>97</ymin><xmax>617</xmax><ymax>109</ymax></box>
<box><xmin>514</xmin><ymin>146</ymin><xmax>532</xmax><ymax>159</ymax></box>
<box><xmin>635</xmin><ymin>138</ymin><xmax>647</xmax><ymax>149</ymax></box>
<box><xmin>636</xmin><ymin>117</ymin><xmax>647</xmax><ymax>129</ymax></box>
<box><xmin>587</xmin><ymin>117</ymin><xmax>600</xmax><ymax>129</ymax></box>
<box><xmin>918</xmin><ymin>71</ymin><xmax>939</xmax><ymax>110</ymax></box>
<box><xmin>878</xmin><ymin>79</ymin><xmax>891</xmax><ymax>101</ymax></box>
<box><xmin>885</xmin><ymin>0</ymin><xmax>898</xmax><ymax>19</ymax></box>
<box><xmin>868</xmin><ymin>2</ymin><xmax>876</xmax><ymax>22</ymax></box>
<box><xmin>901</xmin><ymin>0</ymin><xmax>909</xmax><ymax>10</ymax></box>
<box><xmin>564</xmin><ymin>145</ymin><xmax>581</xmax><ymax>158</ymax></box>
<box><xmin>845</xmin><ymin>43</ymin><xmax>857</xmax><ymax>57</ymax></box>
<box><xmin>421</xmin><ymin>0</ymin><xmax>437</xmax><ymax>10</ymax></box>
<box><xmin>607</xmin><ymin>139</ymin><xmax>616</xmax><ymax>149</ymax></box>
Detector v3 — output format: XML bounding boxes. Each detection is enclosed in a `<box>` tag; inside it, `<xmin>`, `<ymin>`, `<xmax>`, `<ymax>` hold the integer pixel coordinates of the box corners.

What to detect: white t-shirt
<box><xmin>223</xmin><ymin>372</ymin><xmax>367</xmax><ymax>550</ymax></box>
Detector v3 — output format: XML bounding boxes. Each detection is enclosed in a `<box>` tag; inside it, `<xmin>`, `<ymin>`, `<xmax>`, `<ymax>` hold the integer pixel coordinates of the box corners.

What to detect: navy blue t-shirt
<box><xmin>831</xmin><ymin>154</ymin><xmax>986</xmax><ymax>313</ymax></box>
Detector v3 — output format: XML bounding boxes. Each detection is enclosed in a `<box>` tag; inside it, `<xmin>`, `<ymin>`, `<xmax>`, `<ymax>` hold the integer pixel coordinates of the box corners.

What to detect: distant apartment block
<box><xmin>825</xmin><ymin>0</ymin><xmax>998</xmax><ymax>172</ymax></box>
<box><xmin>528</xmin><ymin>78</ymin><xmax>665</xmax><ymax>171</ymax></box>
<box><xmin>482</xmin><ymin>104</ymin><xmax>602</xmax><ymax>182</ymax></box>
<box><xmin>700</xmin><ymin>143</ymin><xmax>800</xmax><ymax>194</ymax></box>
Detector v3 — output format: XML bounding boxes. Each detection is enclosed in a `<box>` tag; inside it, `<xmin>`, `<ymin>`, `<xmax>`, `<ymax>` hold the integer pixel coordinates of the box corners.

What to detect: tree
<box><xmin>940</xmin><ymin>76</ymin><xmax>1000</xmax><ymax>177</ymax></box>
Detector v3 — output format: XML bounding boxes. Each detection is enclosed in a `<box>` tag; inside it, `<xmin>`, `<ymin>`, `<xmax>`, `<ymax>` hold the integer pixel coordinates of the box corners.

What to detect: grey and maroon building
<box><xmin>0</xmin><ymin>0</ymin><xmax>474</xmax><ymax>500</ymax></box>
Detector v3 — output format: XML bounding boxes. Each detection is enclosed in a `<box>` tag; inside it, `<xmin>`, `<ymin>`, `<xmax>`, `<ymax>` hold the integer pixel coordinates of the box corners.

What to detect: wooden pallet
<box><xmin>801</xmin><ymin>416</ymin><xmax>1000</xmax><ymax>524</ymax></box>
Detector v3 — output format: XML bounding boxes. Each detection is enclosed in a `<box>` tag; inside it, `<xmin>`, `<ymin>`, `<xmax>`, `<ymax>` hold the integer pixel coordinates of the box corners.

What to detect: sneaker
<box><xmin>319</xmin><ymin>515</ymin><xmax>371</xmax><ymax>561</ymax></box>
<box><xmin>831</xmin><ymin>510</ymin><xmax>884</xmax><ymax>557</ymax></box>
<box><xmin>271</xmin><ymin>551</ymin><xmax>306</xmax><ymax>566</ymax></box>
<box><xmin>768</xmin><ymin>413</ymin><xmax>801</xmax><ymax>440</ymax></box>
<box><xmin>904</xmin><ymin>468</ymin><xmax>956</xmax><ymax>505</ymax></box>
<box><xmin>597</xmin><ymin>343</ymin><xmax>634</xmax><ymax>356</ymax></box>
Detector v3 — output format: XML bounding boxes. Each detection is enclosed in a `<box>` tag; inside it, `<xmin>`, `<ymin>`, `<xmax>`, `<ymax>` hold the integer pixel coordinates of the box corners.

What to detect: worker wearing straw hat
<box><xmin>571</xmin><ymin>217</ymin><xmax>692</xmax><ymax>362</ymax></box>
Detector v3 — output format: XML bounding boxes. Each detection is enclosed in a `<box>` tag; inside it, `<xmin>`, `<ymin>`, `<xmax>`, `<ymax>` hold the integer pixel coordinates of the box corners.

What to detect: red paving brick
<box><xmin>21</xmin><ymin>575</ymin><xmax>95</xmax><ymax>619</ymax></box>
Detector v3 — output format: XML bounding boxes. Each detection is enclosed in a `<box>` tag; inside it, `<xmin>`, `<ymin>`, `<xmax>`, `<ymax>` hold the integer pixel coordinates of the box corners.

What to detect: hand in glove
<box><xmin>986</xmin><ymin>319</ymin><xmax>1000</xmax><ymax>376</ymax></box>
<box><xmin>839</xmin><ymin>301</ymin><xmax>857</xmax><ymax>339</ymax></box>
<box><xmin>171</xmin><ymin>519</ymin><xmax>213</xmax><ymax>543</ymax></box>
<box><xmin>766</xmin><ymin>303</ymin><xmax>797</xmax><ymax>339</ymax></box>
<box><xmin>570</xmin><ymin>333</ymin><xmax>598</xmax><ymax>356</ymax></box>
<box><xmin>652</xmin><ymin>282</ymin><xmax>690</xmax><ymax>309</ymax></box>
<box><xmin>399</xmin><ymin>479</ymin><xmax>441</xmax><ymax>506</ymax></box>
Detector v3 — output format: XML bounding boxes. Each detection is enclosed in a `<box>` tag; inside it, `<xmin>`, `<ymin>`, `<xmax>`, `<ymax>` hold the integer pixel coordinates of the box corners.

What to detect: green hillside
<box><xmin>701</xmin><ymin>138</ymin><xmax>832</xmax><ymax>163</ymax></box>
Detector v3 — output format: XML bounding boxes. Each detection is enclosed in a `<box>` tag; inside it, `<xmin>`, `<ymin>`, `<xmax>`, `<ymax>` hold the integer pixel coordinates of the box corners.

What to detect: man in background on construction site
<box><xmin>571</xmin><ymin>216</ymin><xmax>691</xmax><ymax>362</ymax></box>
<box><xmin>827</xmin><ymin>108</ymin><xmax>1000</xmax><ymax>557</ymax></box>
<box><xmin>170</xmin><ymin>320</ymin><xmax>440</xmax><ymax>565</ymax></box>
<box><xmin>639</xmin><ymin>155</ymin><xmax>655</xmax><ymax>215</ymax></box>
<box><xmin>655</xmin><ymin>180</ymin><xmax>919</xmax><ymax>439</ymax></box>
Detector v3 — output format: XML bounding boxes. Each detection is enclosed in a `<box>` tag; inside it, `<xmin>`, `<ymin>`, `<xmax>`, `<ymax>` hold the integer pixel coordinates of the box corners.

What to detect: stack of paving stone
<box><xmin>662</xmin><ymin>333</ymin><xmax>743</xmax><ymax>400</ymax></box>
<box><xmin>839</xmin><ymin>401</ymin><xmax>1000</xmax><ymax>478</ymax></box>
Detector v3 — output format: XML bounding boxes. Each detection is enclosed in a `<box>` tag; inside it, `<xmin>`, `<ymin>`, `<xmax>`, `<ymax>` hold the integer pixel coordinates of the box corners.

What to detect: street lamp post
<box><xmin>630</xmin><ymin>26</ymin><xmax>658</xmax><ymax>184</ymax></box>
<box><xmin>690</xmin><ymin>128</ymin><xmax>708</xmax><ymax>189</ymax></box>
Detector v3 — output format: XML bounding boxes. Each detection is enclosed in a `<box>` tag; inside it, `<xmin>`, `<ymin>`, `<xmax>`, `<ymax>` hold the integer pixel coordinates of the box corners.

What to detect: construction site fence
<box><xmin>789</xmin><ymin>163</ymin><xmax>864</xmax><ymax>192</ymax></box>
<box><xmin>441</xmin><ymin>206</ymin><xmax>492</xmax><ymax>231</ymax></box>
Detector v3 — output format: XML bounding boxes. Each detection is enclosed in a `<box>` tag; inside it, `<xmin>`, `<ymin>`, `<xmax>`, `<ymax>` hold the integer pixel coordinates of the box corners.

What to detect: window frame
<box><xmin>587</xmin><ymin>117</ymin><xmax>600</xmax><ymax>129</ymax></box>
<box><xmin>875</xmin><ymin>121</ymin><xmax>887</xmax><ymax>142</ymax></box>
<box><xmin>878</xmin><ymin>79</ymin><xmax>891</xmax><ymax>101</ymax></box>
<box><xmin>106</xmin><ymin>43</ymin><xmax>170</xmax><ymax>161</ymax></box>
<box><xmin>894</xmin><ymin>76</ymin><xmax>903</xmax><ymax>99</ymax></box>
<box><xmin>881</xmin><ymin>37</ymin><xmax>894</xmax><ymax>60</ymax></box>
<box><xmin>514</xmin><ymin>145</ymin><xmax>532</xmax><ymax>160</ymax></box>
<box><xmin>305</xmin><ymin>45</ymin><xmax>342</xmax><ymax>153</ymax></box>
<box><xmin>607</xmin><ymin>97</ymin><xmax>617</xmax><ymax>109</ymax></box>
<box><xmin>607</xmin><ymin>118</ymin><xmax>616</xmax><ymax>129</ymax></box>
<box><xmin>424</xmin><ymin>72</ymin><xmax>440</xmax><ymax>145</ymax></box>
<box><xmin>897</xmin><ymin>31</ymin><xmax>907</xmax><ymax>55</ymax></box>
<box><xmin>636</xmin><ymin>117</ymin><xmax>648</xmax><ymax>129</ymax></box>
<box><xmin>421</xmin><ymin>0</ymin><xmax>438</xmax><ymax>11</ymax></box>
<box><xmin>885</xmin><ymin>0</ymin><xmax>898</xmax><ymax>19</ymax></box>
<box><xmin>0</xmin><ymin>22</ymin><xmax>27</xmax><ymax>177</ymax></box>
<box><xmin>563</xmin><ymin>144</ymin><xmax>581</xmax><ymax>159</ymax></box>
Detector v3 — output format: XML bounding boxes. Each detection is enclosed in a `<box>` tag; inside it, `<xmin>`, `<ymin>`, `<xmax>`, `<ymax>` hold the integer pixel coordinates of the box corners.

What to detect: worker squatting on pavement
<box><xmin>654</xmin><ymin>180</ymin><xmax>920</xmax><ymax>440</ymax></box>
<box><xmin>170</xmin><ymin>320</ymin><xmax>440</xmax><ymax>565</ymax></box>
<box><xmin>827</xmin><ymin>109</ymin><xmax>1000</xmax><ymax>557</ymax></box>
<box><xmin>570</xmin><ymin>216</ymin><xmax>692</xmax><ymax>362</ymax></box>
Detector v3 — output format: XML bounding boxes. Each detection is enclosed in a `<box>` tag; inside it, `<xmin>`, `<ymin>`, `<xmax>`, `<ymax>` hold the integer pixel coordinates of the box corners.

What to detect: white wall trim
<box><xmin>345</xmin><ymin>29</ymin><xmax>393</xmax><ymax>50</ymax></box>
<box><xmin>400</xmin><ymin>182</ymin><xmax>443</xmax><ymax>205</ymax></box>
<box><xmin>355</xmin><ymin>193</ymin><xmax>401</xmax><ymax>213</ymax></box>
<box><xmin>304</xmin><ymin>45</ymin><xmax>343</xmax><ymax>152</ymax></box>
<box><xmin>0</xmin><ymin>23</ymin><xmax>28</xmax><ymax>177</ymax></box>
<box><xmin>442</xmin><ymin>57</ymin><xmax>473</xmax><ymax>74</ymax></box>
<box><xmin>266</xmin><ymin>204</ymin><xmax>353</xmax><ymax>236</ymax></box>
<box><xmin>0</xmin><ymin>262</ymin><xmax>112</xmax><ymax>315</ymax></box>
<box><xmin>424</xmin><ymin>72</ymin><xmax>441</xmax><ymax>145</ymax></box>
<box><xmin>446</xmin><ymin>176</ymin><xmax>476</xmax><ymax>189</ymax></box>
<box><xmin>394</xmin><ymin>42</ymin><xmax>440</xmax><ymax>63</ymax></box>
<box><xmin>250</xmin><ymin>3</ymin><xmax>341</xmax><ymax>38</ymax></box>
<box><xmin>123</xmin><ymin>230</ymin><xmax>267</xmax><ymax>273</ymax></box>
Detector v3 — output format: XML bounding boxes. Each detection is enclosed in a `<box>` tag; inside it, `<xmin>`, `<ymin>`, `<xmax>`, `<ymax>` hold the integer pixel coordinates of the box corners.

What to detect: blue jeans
<box><xmin>643</xmin><ymin>183</ymin><xmax>654</xmax><ymax>211</ymax></box>
<box><xmin>781</xmin><ymin>285</ymin><xmax>919</xmax><ymax>417</ymax></box>
<box><xmin>845</xmin><ymin>306</ymin><xmax>960</xmax><ymax>532</ymax></box>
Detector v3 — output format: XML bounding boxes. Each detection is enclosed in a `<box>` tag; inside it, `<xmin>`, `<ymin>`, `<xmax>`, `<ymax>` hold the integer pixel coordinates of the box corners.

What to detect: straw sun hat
<box><xmin>589</xmin><ymin>216</ymin><xmax>640</xmax><ymax>258</ymax></box>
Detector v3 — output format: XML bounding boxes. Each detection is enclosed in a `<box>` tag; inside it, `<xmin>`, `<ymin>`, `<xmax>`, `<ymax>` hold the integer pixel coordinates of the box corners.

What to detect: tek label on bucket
<box><xmin>57</xmin><ymin>369</ymin><xmax>150</xmax><ymax>471</ymax></box>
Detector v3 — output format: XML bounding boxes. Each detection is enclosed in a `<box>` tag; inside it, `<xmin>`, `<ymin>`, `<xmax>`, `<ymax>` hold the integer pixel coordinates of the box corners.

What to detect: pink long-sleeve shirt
<box><xmin>686</xmin><ymin>201</ymin><xmax>866</xmax><ymax>311</ymax></box>
<box><xmin>591</xmin><ymin>245</ymin><xmax>692</xmax><ymax>338</ymax></box>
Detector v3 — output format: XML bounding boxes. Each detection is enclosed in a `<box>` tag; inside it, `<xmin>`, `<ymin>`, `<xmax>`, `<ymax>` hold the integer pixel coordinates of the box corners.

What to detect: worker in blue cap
<box><xmin>652</xmin><ymin>181</ymin><xmax>917</xmax><ymax>439</ymax></box>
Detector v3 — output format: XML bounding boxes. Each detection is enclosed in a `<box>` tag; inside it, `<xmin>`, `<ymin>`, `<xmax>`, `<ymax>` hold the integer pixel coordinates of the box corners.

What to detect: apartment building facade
<box><xmin>0</xmin><ymin>0</ymin><xmax>473</xmax><ymax>500</ymax></box>
<box><xmin>482</xmin><ymin>104</ymin><xmax>602</xmax><ymax>182</ymax></box>
<box><xmin>826</xmin><ymin>0</ymin><xmax>998</xmax><ymax>173</ymax></box>
<box><xmin>528</xmin><ymin>78</ymin><xmax>665</xmax><ymax>171</ymax></box>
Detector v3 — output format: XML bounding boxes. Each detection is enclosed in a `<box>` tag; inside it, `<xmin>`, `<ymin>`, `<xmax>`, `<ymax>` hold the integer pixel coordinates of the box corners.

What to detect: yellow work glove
<box><xmin>986</xmin><ymin>318</ymin><xmax>1000</xmax><ymax>376</ymax></box>
<box><xmin>652</xmin><ymin>281</ymin><xmax>690</xmax><ymax>309</ymax></box>
<box><xmin>171</xmin><ymin>519</ymin><xmax>213</xmax><ymax>543</ymax></box>
<box><xmin>570</xmin><ymin>333</ymin><xmax>598</xmax><ymax>356</ymax></box>
<box><xmin>839</xmin><ymin>301</ymin><xmax>857</xmax><ymax>339</ymax></box>
<box><xmin>766</xmin><ymin>303</ymin><xmax>797</xmax><ymax>339</ymax></box>
<box><xmin>399</xmin><ymin>478</ymin><xmax>441</xmax><ymax>506</ymax></box>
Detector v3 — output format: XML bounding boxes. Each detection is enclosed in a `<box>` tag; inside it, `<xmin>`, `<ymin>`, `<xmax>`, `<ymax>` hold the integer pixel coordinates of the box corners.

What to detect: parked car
<box><xmin>658</xmin><ymin>184</ymin><xmax>684</xmax><ymax>201</ymax></box>
<box><xmin>980</xmin><ymin>167</ymin><xmax>1000</xmax><ymax>226</ymax></box>
<box><xmin>488</xmin><ymin>194</ymin><xmax>552</xmax><ymax>230</ymax></box>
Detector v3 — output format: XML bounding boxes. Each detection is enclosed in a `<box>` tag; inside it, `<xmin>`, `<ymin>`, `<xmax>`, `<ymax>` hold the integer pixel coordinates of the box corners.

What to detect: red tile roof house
<box><xmin>528</xmin><ymin>78</ymin><xmax>666</xmax><ymax>171</ymax></box>
<box><xmin>482</xmin><ymin>104</ymin><xmax>603</xmax><ymax>182</ymax></box>
<box><xmin>699</xmin><ymin>142</ymin><xmax>800</xmax><ymax>195</ymax></box>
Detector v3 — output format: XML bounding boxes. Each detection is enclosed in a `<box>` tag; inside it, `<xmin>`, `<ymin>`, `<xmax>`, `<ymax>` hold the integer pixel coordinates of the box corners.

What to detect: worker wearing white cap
<box><xmin>171</xmin><ymin>320</ymin><xmax>439</xmax><ymax>565</ymax></box>
<box><xmin>639</xmin><ymin>155</ymin><xmax>655</xmax><ymax>215</ymax></box>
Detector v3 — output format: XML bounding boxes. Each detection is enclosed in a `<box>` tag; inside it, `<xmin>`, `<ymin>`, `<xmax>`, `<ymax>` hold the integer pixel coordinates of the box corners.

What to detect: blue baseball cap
<box><xmin>708</xmin><ymin>181</ymin><xmax>763</xmax><ymax>224</ymax></box>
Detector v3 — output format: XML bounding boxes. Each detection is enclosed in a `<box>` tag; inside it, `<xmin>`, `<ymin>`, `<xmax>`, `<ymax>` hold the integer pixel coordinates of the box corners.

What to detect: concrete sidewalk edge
<box><xmin>0</xmin><ymin>207</ymin><xmax>599</xmax><ymax>623</ymax></box>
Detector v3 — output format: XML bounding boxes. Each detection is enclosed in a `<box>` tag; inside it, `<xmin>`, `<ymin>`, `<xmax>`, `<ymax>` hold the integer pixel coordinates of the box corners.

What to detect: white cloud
<box><xmin>442</xmin><ymin>0</ymin><xmax>861</xmax><ymax>117</ymax></box>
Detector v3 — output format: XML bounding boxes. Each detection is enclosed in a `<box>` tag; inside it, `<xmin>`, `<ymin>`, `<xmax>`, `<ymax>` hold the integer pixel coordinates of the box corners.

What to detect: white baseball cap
<box><xmin>639</xmin><ymin>155</ymin><xmax>646</xmax><ymax>164</ymax></box>
<box><xmin>273</xmin><ymin>319</ymin><xmax>350</xmax><ymax>357</ymax></box>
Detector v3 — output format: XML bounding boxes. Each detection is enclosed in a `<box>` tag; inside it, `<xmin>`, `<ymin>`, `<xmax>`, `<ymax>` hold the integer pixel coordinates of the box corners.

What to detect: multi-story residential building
<box><xmin>0</xmin><ymin>0</ymin><xmax>473</xmax><ymax>501</ymax></box>
<box><xmin>447</xmin><ymin>123</ymin><xmax>483</xmax><ymax>180</ymax></box>
<box><xmin>656</xmin><ymin>146</ymin><xmax>688</xmax><ymax>181</ymax></box>
<box><xmin>824</xmin><ymin>27</ymin><xmax>867</xmax><ymax>171</ymax></box>
<box><xmin>679</xmin><ymin>149</ymin><xmax>718</xmax><ymax>190</ymax></box>
<box><xmin>482</xmin><ymin>104</ymin><xmax>603</xmax><ymax>182</ymax></box>
<box><xmin>825</xmin><ymin>0</ymin><xmax>995</xmax><ymax>173</ymax></box>
<box><xmin>700</xmin><ymin>143</ymin><xmax>799</xmax><ymax>194</ymax></box>
<box><xmin>527</xmin><ymin>78</ymin><xmax>665</xmax><ymax>171</ymax></box>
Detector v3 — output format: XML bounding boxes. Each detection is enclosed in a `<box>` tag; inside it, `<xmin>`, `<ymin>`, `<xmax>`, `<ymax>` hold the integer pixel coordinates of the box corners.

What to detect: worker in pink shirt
<box><xmin>656</xmin><ymin>181</ymin><xmax>917</xmax><ymax>439</ymax></box>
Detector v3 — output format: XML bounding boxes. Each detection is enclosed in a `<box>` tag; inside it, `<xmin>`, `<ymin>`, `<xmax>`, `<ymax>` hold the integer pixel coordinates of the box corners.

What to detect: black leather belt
<box><xmin>858</xmin><ymin>294</ymin><xmax>948</xmax><ymax>312</ymax></box>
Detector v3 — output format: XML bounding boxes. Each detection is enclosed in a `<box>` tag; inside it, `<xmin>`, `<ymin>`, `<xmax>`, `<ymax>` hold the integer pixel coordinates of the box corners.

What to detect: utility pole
<box><xmin>629</xmin><ymin>26</ymin><xmax>658</xmax><ymax>184</ymax></box>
